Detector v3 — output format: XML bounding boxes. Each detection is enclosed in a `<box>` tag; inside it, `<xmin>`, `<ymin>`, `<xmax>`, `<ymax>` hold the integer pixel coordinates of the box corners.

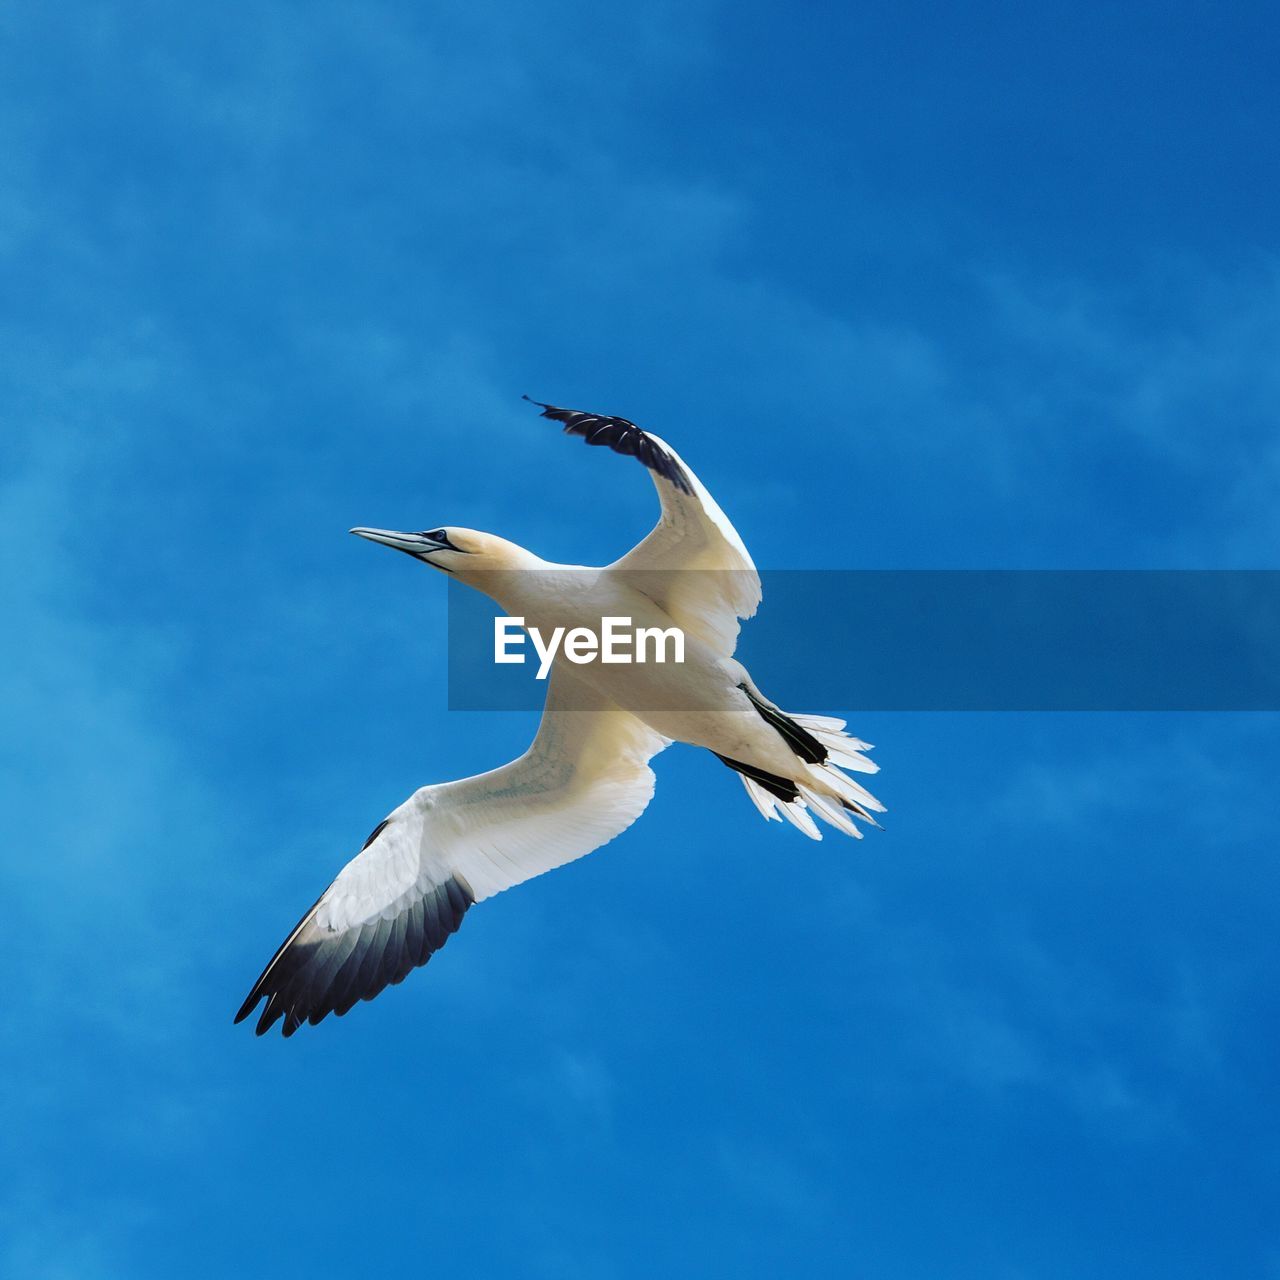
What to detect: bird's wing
<box><xmin>526</xmin><ymin>397</ymin><xmax>761</xmax><ymax>655</ymax></box>
<box><xmin>235</xmin><ymin>664</ymin><xmax>669</xmax><ymax>1036</ymax></box>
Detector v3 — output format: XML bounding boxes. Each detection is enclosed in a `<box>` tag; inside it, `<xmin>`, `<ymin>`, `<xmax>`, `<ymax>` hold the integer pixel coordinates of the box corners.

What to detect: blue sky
<box><xmin>2</xmin><ymin>1</ymin><xmax>1278</xmax><ymax>1275</ymax></box>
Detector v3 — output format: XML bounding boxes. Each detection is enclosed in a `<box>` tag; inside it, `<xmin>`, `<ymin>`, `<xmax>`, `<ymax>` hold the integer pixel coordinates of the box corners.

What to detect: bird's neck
<box><xmin>455</xmin><ymin>559</ymin><xmax>595</xmax><ymax>618</ymax></box>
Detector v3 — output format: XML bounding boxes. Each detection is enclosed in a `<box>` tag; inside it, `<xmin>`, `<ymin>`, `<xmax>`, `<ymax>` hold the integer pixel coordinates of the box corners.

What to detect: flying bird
<box><xmin>236</xmin><ymin>399</ymin><xmax>883</xmax><ymax>1036</ymax></box>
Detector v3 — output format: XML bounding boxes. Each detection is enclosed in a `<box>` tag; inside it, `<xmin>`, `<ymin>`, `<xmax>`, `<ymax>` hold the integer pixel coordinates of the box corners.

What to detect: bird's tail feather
<box><xmin>720</xmin><ymin>692</ymin><xmax>884</xmax><ymax>840</ymax></box>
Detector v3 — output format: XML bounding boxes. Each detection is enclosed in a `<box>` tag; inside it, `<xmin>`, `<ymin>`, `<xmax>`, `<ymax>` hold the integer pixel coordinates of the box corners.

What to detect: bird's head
<box><xmin>350</xmin><ymin>525</ymin><xmax>541</xmax><ymax>586</ymax></box>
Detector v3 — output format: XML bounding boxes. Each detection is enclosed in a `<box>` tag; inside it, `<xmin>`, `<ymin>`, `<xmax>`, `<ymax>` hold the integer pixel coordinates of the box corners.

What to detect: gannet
<box><xmin>236</xmin><ymin>399</ymin><xmax>883</xmax><ymax>1037</ymax></box>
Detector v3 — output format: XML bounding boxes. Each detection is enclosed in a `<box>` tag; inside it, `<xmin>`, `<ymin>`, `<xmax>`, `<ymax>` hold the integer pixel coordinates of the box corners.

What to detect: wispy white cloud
<box><xmin>801</xmin><ymin>714</ymin><xmax>1273</xmax><ymax>1141</ymax></box>
<box><xmin>0</xmin><ymin>1186</ymin><xmax>147</xmax><ymax>1280</ymax></box>
<box><xmin>715</xmin><ymin>1134</ymin><xmax>828</xmax><ymax>1224</ymax></box>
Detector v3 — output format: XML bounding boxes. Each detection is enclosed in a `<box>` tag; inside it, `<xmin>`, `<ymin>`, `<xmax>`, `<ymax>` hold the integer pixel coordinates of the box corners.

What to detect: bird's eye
<box><xmin>421</xmin><ymin>528</ymin><xmax>449</xmax><ymax>543</ymax></box>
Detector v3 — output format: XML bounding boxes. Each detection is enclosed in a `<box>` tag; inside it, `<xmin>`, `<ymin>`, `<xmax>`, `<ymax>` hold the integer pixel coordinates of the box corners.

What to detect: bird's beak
<box><xmin>349</xmin><ymin>528</ymin><xmax>450</xmax><ymax>560</ymax></box>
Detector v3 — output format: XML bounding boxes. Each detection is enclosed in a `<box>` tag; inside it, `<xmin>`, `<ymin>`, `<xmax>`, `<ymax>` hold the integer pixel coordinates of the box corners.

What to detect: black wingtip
<box><xmin>235</xmin><ymin>875</ymin><xmax>477</xmax><ymax>1040</ymax></box>
<box><xmin>521</xmin><ymin>395</ymin><xmax>692</xmax><ymax>494</ymax></box>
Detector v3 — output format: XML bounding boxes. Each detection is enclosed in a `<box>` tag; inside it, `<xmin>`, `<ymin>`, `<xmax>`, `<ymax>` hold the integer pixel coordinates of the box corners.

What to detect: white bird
<box><xmin>236</xmin><ymin>399</ymin><xmax>883</xmax><ymax>1036</ymax></box>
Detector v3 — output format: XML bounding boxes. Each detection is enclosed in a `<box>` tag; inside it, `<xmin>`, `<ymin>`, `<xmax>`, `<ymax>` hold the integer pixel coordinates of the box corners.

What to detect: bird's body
<box><xmin>471</xmin><ymin>563</ymin><xmax>778</xmax><ymax>765</ymax></box>
<box><xmin>236</xmin><ymin>400</ymin><xmax>883</xmax><ymax>1036</ymax></box>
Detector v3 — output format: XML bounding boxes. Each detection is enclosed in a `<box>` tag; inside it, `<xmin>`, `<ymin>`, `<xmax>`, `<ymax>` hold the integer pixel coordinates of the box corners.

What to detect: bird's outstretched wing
<box><xmin>526</xmin><ymin>397</ymin><xmax>761</xmax><ymax>655</ymax></box>
<box><xmin>235</xmin><ymin>665</ymin><xmax>669</xmax><ymax>1036</ymax></box>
